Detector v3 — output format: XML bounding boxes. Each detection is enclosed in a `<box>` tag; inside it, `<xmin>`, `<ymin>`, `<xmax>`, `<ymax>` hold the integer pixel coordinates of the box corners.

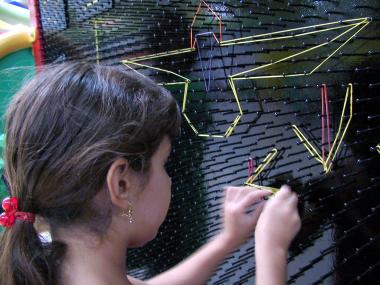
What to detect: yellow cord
<box><xmin>220</xmin><ymin>22</ymin><xmax>361</xmax><ymax>46</ymax></box>
<box><xmin>122</xmin><ymin>60</ymin><xmax>243</xmax><ymax>138</ymax></box>
<box><xmin>292</xmin><ymin>125</ymin><xmax>324</xmax><ymax>164</ymax></box>
<box><xmin>126</xmin><ymin>48</ymin><xmax>194</xmax><ymax>62</ymax></box>
<box><xmin>221</xmin><ymin>18</ymin><xmax>369</xmax><ymax>44</ymax></box>
<box><xmin>244</xmin><ymin>183</ymin><xmax>280</xmax><ymax>193</ymax></box>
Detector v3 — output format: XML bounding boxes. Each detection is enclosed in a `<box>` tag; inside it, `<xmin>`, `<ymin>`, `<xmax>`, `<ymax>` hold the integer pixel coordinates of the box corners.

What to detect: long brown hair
<box><xmin>0</xmin><ymin>62</ymin><xmax>181</xmax><ymax>285</ymax></box>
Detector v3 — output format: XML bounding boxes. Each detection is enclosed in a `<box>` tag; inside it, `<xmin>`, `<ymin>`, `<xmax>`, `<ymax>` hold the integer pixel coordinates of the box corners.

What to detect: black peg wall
<box><xmin>35</xmin><ymin>0</ymin><xmax>380</xmax><ymax>284</ymax></box>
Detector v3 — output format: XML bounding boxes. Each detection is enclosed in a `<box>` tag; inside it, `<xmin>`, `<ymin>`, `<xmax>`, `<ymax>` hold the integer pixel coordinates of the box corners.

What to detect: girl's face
<box><xmin>131</xmin><ymin>136</ymin><xmax>172</xmax><ymax>246</ymax></box>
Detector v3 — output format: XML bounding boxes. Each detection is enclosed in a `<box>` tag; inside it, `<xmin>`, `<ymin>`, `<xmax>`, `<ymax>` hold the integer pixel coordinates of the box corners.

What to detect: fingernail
<box><xmin>280</xmin><ymin>185</ymin><xmax>292</xmax><ymax>192</ymax></box>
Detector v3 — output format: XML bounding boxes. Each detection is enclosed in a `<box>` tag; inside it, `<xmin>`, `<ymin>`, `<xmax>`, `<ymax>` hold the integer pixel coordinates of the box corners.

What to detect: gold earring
<box><xmin>121</xmin><ymin>203</ymin><xmax>134</xmax><ymax>224</ymax></box>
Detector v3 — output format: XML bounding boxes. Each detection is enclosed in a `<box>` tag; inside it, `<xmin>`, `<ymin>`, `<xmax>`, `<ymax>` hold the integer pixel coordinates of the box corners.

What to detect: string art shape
<box><xmin>195</xmin><ymin>32</ymin><xmax>216</xmax><ymax>92</ymax></box>
<box><xmin>247</xmin><ymin>157</ymin><xmax>255</xmax><ymax>178</ymax></box>
<box><xmin>292</xmin><ymin>83</ymin><xmax>353</xmax><ymax>174</ymax></box>
<box><xmin>119</xmin><ymin>0</ymin><xmax>369</xmax><ymax>139</ymax></box>
<box><xmin>245</xmin><ymin>148</ymin><xmax>279</xmax><ymax>193</ymax></box>
<box><xmin>190</xmin><ymin>0</ymin><xmax>222</xmax><ymax>49</ymax></box>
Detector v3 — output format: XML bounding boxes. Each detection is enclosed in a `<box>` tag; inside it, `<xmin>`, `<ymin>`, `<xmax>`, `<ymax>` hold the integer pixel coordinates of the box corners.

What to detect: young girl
<box><xmin>0</xmin><ymin>62</ymin><xmax>300</xmax><ymax>285</ymax></box>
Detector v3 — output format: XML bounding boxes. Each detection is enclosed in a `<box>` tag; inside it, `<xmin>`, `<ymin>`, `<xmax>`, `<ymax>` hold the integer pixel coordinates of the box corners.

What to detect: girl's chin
<box><xmin>128</xmin><ymin>231</ymin><xmax>158</xmax><ymax>248</ymax></box>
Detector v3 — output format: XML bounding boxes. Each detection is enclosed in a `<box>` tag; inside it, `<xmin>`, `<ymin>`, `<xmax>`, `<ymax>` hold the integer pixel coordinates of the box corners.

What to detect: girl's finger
<box><xmin>235</xmin><ymin>186</ymin><xmax>266</xmax><ymax>200</ymax></box>
<box><xmin>225</xmin><ymin>186</ymin><xmax>240</xmax><ymax>202</ymax></box>
<box><xmin>287</xmin><ymin>192</ymin><xmax>299</xmax><ymax>207</ymax></box>
<box><xmin>275</xmin><ymin>185</ymin><xmax>293</xmax><ymax>200</ymax></box>
<box><xmin>234</xmin><ymin>186</ymin><xmax>253</xmax><ymax>201</ymax></box>
<box><xmin>239</xmin><ymin>189</ymin><xmax>272</xmax><ymax>209</ymax></box>
<box><xmin>241</xmin><ymin>186</ymin><xmax>263</xmax><ymax>192</ymax></box>
<box><xmin>248</xmin><ymin>200</ymin><xmax>266</xmax><ymax>227</ymax></box>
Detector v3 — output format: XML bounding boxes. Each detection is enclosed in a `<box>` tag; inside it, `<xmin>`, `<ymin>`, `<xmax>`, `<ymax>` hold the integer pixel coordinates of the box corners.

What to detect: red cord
<box><xmin>321</xmin><ymin>84</ymin><xmax>331</xmax><ymax>162</ymax></box>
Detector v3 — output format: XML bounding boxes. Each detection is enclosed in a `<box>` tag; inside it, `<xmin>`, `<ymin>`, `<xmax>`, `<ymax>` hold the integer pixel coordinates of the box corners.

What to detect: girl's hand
<box><xmin>219</xmin><ymin>186</ymin><xmax>272</xmax><ymax>250</ymax></box>
<box><xmin>255</xmin><ymin>185</ymin><xmax>301</xmax><ymax>252</ymax></box>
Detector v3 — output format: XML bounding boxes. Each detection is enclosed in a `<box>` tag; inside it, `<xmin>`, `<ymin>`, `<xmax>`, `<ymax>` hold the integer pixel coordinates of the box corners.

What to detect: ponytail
<box><xmin>0</xmin><ymin>221</ymin><xmax>54</xmax><ymax>285</ymax></box>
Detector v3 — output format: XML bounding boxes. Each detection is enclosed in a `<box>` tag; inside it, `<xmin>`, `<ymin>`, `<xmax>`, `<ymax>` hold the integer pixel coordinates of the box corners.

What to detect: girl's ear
<box><xmin>106</xmin><ymin>158</ymin><xmax>135</xmax><ymax>208</ymax></box>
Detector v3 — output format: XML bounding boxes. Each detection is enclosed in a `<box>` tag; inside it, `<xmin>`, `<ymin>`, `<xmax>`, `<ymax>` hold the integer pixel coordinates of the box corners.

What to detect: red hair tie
<box><xmin>0</xmin><ymin>197</ymin><xmax>35</xmax><ymax>228</ymax></box>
